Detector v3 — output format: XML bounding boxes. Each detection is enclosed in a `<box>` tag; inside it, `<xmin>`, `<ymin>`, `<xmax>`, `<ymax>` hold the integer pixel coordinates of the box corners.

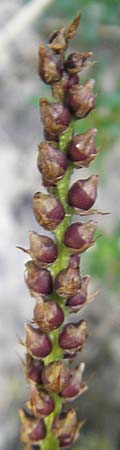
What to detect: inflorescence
<box><xmin>19</xmin><ymin>13</ymin><xmax>103</xmax><ymax>450</ymax></box>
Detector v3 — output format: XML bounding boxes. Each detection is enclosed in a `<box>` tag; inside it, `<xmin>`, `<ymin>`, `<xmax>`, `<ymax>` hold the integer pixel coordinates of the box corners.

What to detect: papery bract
<box><xmin>68</xmin><ymin>175</ymin><xmax>98</xmax><ymax>210</ymax></box>
<box><xmin>40</xmin><ymin>99</ymin><xmax>71</xmax><ymax>140</ymax></box>
<box><xmin>42</xmin><ymin>361</ymin><xmax>70</xmax><ymax>393</ymax></box>
<box><xmin>33</xmin><ymin>192</ymin><xmax>65</xmax><ymax>230</ymax></box>
<box><xmin>67</xmin><ymin>80</ymin><xmax>95</xmax><ymax>118</ymax></box>
<box><xmin>25</xmin><ymin>354</ymin><xmax>44</xmax><ymax>384</ymax></box>
<box><xmin>21</xmin><ymin>231</ymin><xmax>57</xmax><ymax>267</ymax></box>
<box><xmin>38</xmin><ymin>45</ymin><xmax>63</xmax><ymax>84</ymax></box>
<box><xmin>34</xmin><ymin>296</ymin><xmax>64</xmax><ymax>332</ymax></box>
<box><xmin>61</xmin><ymin>363</ymin><xmax>87</xmax><ymax>400</ymax></box>
<box><xmin>65</xmin><ymin>51</ymin><xmax>92</xmax><ymax>74</ymax></box>
<box><xmin>25</xmin><ymin>324</ymin><xmax>52</xmax><ymax>359</ymax></box>
<box><xmin>52</xmin><ymin>409</ymin><xmax>79</xmax><ymax>449</ymax></box>
<box><xmin>20</xmin><ymin>409</ymin><xmax>46</xmax><ymax>443</ymax></box>
<box><xmin>54</xmin><ymin>255</ymin><xmax>81</xmax><ymax>298</ymax></box>
<box><xmin>64</xmin><ymin>221</ymin><xmax>97</xmax><ymax>254</ymax></box>
<box><xmin>66</xmin><ymin>276</ymin><xmax>89</xmax><ymax>311</ymax></box>
<box><xmin>25</xmin><ymin>260</ymin><xmax>53</xmax><ymax>295</ymax></box>
<box><xmin>28</xmin><ymin>386</ymin><xmax>54</xmax><ymax>417</ymax></box>
<box><xmin>59</xmin><ymin>320</ymin><xmax>88</xmax><ymax>354</ymax></box>
<box><xmin>67</xmin><ymin>128</ymin><xmax>97</xmax><ymax>167</ymax></box>
<box><xmin>38</xmin><ymin>141</ymin><xmax>67</xmax><ymax>185</ymax></box>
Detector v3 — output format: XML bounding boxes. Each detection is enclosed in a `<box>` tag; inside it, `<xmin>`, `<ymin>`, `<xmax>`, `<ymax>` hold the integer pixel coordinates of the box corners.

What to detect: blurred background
<box><xmin>0</xmin><ymin>1</ymin><xmax>120</xmax><ymax>449</ymax></box>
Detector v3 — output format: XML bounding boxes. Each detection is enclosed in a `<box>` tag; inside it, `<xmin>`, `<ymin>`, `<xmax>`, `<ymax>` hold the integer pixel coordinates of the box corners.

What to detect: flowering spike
<box><xmin>19</xmin><ymin>12</ymin><xmax>104</xmax><ymax>450</ymax></box>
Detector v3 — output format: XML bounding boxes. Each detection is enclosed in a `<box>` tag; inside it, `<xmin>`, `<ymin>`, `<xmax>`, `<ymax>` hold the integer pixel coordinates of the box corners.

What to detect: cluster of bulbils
<box><xmin>20</xmin><ymin>13</ymin><xmax>100</xmax><ymax>450</ymax></box>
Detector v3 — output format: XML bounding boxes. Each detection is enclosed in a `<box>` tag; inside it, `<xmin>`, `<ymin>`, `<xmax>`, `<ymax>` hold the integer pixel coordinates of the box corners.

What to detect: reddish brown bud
<box><xmin>37</xmin><ymin>141</ymin><xmax>67</xmax><ymax>185</ymax></box>
<box><xmin>48</xmin><ymin>27</ymin><xmax>67</xmax><ymax>53</ymax></box>
<box><xmin>67</xmin><ymin>79</ymin><xmax>95</xmax><ymax>118</ymax></box>
<box><xmin>68</xmin><ymin>175</ymin><xmax>98</xmax><ymax>210</ymax></box>
<box><xmin>28</xmin><ymin>386</ymin><xmax>54</xmax><ymax>418</ymax></box>
<box><xmin>25</xmin><ymin>261</ymin><xmax>52</xmax><ymax>295</ymax></box>
<box><xmin>61</xmin><ymin>363</ymin><xmax>87</xmax><ymax>400</ymax></box>
<box><xmin>20</xmin><ymin>409</ymin><xmax>46</xmax><ymax>443</ymax></box>
<box><xmin>66</xmin><ymin>276</ymin><xmax>89</xmax><ymax>311</ymax></box>
<box><xmin>25</xmin><ymin>324</ymin><xmax>52</xmax><ymax>359</ymax></box>
<box><xmin>64</xmin><ymin>221</ymin><xmax>96</xmax><ymax>254</ymax></box>
<box><xmin>33</xmin><ymin>192</ymin><xmax>65</xmax><ymax>231</ymax></box>
<box><xmin>67</xmin><ymin>128</ymin><xmax>97</xmax><ymax>167</ymax></box>
<box><xmin>28</xmin><ymin>420</ymin><xmax>46</xmax><ymax>442</ymax></box>
<box><xmin>54</xmin><ymin>255</ymin><xmax>81</xmax><ymax>298</ymax></box>
<box><xmin>42</xmin><ymin>361</ymin><xmax>70</xmax><ymax>394</ymax></box>
<box><xmin>38</xmin><ymin>45</ymin><xmax>63</xmax><ymax>84</ymax></box>
<box><xmin>33</xmin><ymin>296</ymin><xmax>64</xmax><ymax>332</ymax></box>
<box><xmin>59</xmin><ymin>320</ymin><xmax>88</xmax><ymax>354</ymax></box>
<box><xmin>65</xmin><ymin>51</ymin><xmax>92</xmax><ymax>74</ymax></box>
<box><xmin>20</xmin><ymin>231</ymin><xmax>57</xmax><ymax>267</ymax></box>
<box><xmin>40</xmin><ymin>98</ymin><xmax>71</xmax><ymax>140</ymax></box>
<box><xmin>52</xmin><ymin>409</ymin><xmax>79</xmax><ymax>449</ymax></box>
<box><xmin>25</xmin><ymin>354</ymin><xmax>44</xmax><ymax>384</ymax></box>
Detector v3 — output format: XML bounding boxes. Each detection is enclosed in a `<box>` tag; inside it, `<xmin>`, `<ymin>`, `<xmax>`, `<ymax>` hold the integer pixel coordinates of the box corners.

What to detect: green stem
<box><xmin>41</xmin><ymin>120</ymin><xmax>75</xmax><ymax>450</ymax></box>
<box><xmin>50</xmin><ymin>120</ymin><xmax>75</xmax><ymax>277</ymax></box>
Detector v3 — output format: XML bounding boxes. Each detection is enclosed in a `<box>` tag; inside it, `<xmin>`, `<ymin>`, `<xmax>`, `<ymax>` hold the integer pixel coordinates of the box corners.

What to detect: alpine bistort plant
<box><xmin>19</xmin><ymin>13</ymin><xmax>105</xmax><ymax>450</ymax></box>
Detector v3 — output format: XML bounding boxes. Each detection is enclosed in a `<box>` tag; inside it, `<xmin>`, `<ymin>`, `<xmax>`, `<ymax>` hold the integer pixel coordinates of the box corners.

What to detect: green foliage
<box><xmin>40</xmin><ymin>0</ymin><xmax>120</xmax><ymax>42</ymax></box>
<box><xmin>41</xmin><ymin>0</ymin><xmax>120</xmax><ymax>25</ymax></box>
<box><xmin>73</xmin><ymin>432</ymin><xmax>111</xmax><ymax>450</ymax></box>
<box><xmin>82</xmin><ymin>223</ymin><xmax>120</xmax><ymax>291</ymax></box>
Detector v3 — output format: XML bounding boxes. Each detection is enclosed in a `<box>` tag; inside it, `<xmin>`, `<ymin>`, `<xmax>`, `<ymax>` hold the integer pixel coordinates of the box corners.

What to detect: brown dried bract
<box><xmin>66</xmin><ymin>13</ymin><xmax>81</xmax><ymax>40</ymax></box>
<box><xmin>48</xmin><ymin>27</ymin><xmax>67</xmax><ymax>53</ymax></box>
